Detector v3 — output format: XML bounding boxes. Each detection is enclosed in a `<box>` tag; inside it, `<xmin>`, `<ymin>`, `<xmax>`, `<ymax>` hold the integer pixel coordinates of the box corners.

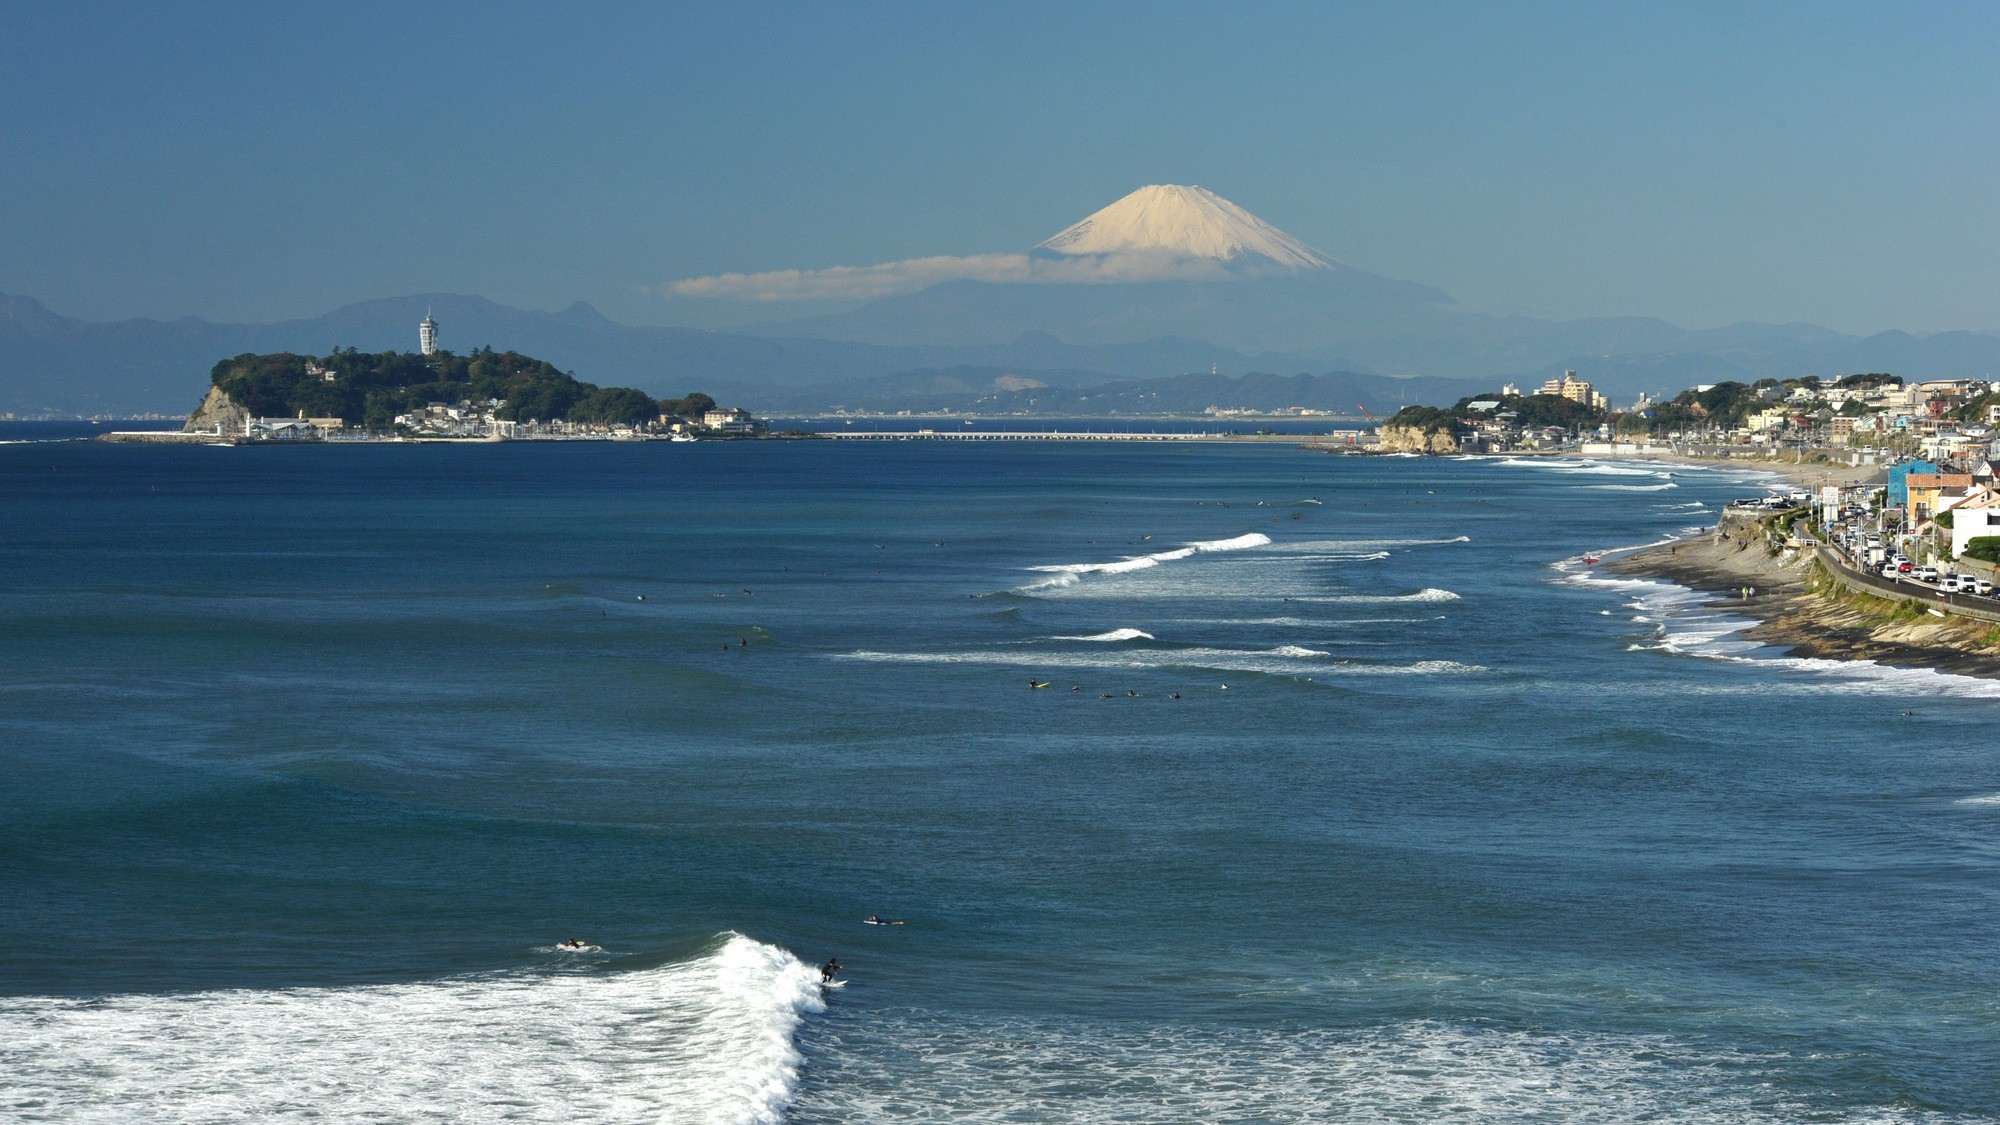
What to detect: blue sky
<box><xmin>6</xmin><ymin>1</ymin><xmax>1999</xmax><ymax>335</ymax></box>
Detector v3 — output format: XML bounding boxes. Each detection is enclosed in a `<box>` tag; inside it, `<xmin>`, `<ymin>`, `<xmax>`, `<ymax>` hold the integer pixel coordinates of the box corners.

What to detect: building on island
<box><xmin>702</xmin><ymin>407</ymin><xmax>768</xmax><ymax>437</ymax></box>
<box><xmin>420</xmin><ymin>310</ymin><xmax>438</xmax><ymax>356</ymax></box>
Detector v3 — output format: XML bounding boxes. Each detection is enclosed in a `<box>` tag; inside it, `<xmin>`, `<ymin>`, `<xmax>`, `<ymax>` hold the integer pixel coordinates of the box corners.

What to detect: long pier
<box><xmin>817</xmin><ymin>430</ymin><xmax>1340</xmax><ymax>443</ymax></box>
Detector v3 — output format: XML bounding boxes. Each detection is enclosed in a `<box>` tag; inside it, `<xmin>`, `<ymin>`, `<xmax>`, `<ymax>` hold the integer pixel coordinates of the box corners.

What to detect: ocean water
<box><xmin>2</xmin><ymin>436</ymin><xmax>1997</xmax><ymax>1122</ymax></box>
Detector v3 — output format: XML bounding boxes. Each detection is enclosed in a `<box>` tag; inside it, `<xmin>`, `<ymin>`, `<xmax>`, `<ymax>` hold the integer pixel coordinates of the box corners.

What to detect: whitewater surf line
<box><xmin>0</xmin><ymin>934</ymin><xmax>824</xmax><ymax>1125</ymax></box>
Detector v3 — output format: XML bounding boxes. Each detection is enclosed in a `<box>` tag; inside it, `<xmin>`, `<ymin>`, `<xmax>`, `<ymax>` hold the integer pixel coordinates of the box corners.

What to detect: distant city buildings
<box><xmin>420</xmin><ymin>310</ymin><xmax>438</xmax><ymax>356</ymax></box>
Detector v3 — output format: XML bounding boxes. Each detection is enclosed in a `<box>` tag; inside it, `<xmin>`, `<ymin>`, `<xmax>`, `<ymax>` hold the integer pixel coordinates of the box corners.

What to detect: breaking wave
<box><xmin>1189</xmin><ymin>533</ymin><xmax>1273</xmax><ymax>552</ymax></box>
<box><xmin>0</xmin><ymin>934</ymin><xmax>824</xmax><ymax>1125</ymax></box>
<box><xmin>1306</xmin><ymin>588</ymin><xmax>1461</xmax><ymax>604</ymax></box>
<box><xmin>1569</xmin><ymin>567</ymin><xmax>2000</xmax><ymax>698</ymax></box>
<box><xmin>1019</xmin><ymin>533</ymin><xmax>1270</xmax><ymax>590</ymax></box>
<box><xmin>1058</xmin><ymin>628</ymin><xmax>1155</xmax><ymax>642</ymax></box>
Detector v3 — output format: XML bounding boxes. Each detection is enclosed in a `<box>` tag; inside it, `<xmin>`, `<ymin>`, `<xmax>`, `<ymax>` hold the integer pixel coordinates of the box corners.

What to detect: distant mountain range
<box><xmin>7</xmin><ymin>184</ymin><xmax>2000</xmax><ymax>416</ymax></box>
<box><xmin>0</xmin><ymin>291</ymin><xmax>1304</xmax><ymax>417</ymax></box>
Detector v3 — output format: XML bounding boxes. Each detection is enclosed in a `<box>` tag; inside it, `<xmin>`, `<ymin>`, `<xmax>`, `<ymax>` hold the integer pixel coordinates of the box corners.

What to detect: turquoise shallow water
<box><xmin>2</xmin><ymin>435</ymin><xmax>1997</xmax><ymax>1121</ymax></box>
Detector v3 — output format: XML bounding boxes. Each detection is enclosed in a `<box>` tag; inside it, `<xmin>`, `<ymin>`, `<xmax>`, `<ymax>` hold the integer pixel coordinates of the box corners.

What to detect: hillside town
<box><xmin>1390</xmin><ymin>370</ymin><xmax>2000</xmax><ymax>467</ymax></box>
<box><xmin>227</xmin><ymin>401</ymin><xmax>767</xmax><ymax>442</ymax></box>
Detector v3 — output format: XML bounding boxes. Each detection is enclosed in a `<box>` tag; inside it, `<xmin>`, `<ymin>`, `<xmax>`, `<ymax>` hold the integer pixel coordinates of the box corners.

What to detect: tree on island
<box><xmin>1394</xmin><ymin>392</ymin><xmax>1607</xmax><ymax>433</ymax></box>
<box><xmin>205</xmin><ymin>350</ymin><xmax>697</xmax><ymax>428</ymax></box>
<box><xmin>658</xmin><ymin>392</ymin><xmax>716</xmax><ymax>421</ymax></box>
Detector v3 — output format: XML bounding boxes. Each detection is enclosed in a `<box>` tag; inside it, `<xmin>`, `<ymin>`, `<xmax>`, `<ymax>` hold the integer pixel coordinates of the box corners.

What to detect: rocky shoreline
<box><xmin>1607</xmin><ymin>516</ymin><xmax>2000</xmax><ymax>680</ymax></box>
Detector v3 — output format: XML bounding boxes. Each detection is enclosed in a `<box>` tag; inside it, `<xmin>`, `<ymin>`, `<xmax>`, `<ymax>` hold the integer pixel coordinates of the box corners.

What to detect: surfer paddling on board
<box><xmin>865</xmin><ymin>914</ymin><xmax>906</xmax><ymax>925</ymax></box>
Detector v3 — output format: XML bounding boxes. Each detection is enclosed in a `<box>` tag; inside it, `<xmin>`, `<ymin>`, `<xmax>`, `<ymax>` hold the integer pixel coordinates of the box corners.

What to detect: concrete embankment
<box><xmin>96</xmin><ymin>430</ymin><xmax>228</xmax><ymax>444</ymax></box>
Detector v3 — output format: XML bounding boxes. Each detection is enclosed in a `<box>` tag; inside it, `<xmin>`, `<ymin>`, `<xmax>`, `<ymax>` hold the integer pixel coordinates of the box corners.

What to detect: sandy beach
<box><xmin>1560</xmin><ymin>448</ymin><xmax>1886</xmax><ymax>489</ymax></box>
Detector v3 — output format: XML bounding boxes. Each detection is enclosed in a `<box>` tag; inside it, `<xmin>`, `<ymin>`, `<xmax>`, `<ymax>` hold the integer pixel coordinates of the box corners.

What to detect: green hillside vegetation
<box><xmin>1453</xmin><ymin>392</ymin><xmax>1603</xmax><ymax>428</ymax></box>
<box><xmin>1383</xmin><ymin>405</ymin><xmax>1460</xmax><ymax>434</ymax></box>
<box><xmin>1389</xmin><ymin>390</ymin><xmax>1608</xmax><ymax>435</ymax></box>
<box><xmin>1964</xmin><ymin>537</ymin><xmax>2000</xmax><ymax>564</ymax></box>
<box><xmin>210</xmin><ymin>348</ymin><xmax>688</xmax><ymax>428</ymax></box>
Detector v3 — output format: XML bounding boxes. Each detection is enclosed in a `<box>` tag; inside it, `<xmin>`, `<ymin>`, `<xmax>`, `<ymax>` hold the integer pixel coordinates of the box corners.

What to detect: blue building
<box><xmin>1887</xmin><ymin>459</ymin><xmax>1939</xmax><ymax>511</ymax></box>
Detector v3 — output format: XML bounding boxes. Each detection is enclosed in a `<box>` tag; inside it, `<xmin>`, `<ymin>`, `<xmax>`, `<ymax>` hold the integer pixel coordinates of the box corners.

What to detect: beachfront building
<box><xmin>244</xmin><ymin>415</ymin><xmax>344</xmax><ymax>441</ymax></box>
<box><xmin>701</xmin><ymin>407</ymin><xmax>767</xmax><ymax>436</ymax></box>
<box><xmin>420</xmin><ymin>311</ymin><xmax>438</xmax><ymax>356</ymax></box>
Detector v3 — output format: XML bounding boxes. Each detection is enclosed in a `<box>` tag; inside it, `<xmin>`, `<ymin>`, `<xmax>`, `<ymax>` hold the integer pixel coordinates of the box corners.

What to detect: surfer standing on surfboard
<box><xmin>821</xmin><ymin>957</ymin><xmax>840</xmax><ymax>982</ymax></box>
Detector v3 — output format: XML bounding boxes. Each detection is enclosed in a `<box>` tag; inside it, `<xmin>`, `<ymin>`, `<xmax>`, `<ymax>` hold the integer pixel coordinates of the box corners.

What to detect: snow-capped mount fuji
<box><xmin>1034</xmin><ymin>184</ymin><xmax>1335</xmax><ymax>272</ymax></box>
<box><xmin>755</xmin><ymin>183</ymin><xmax>1446</xmax><ymax>351</ymax></box>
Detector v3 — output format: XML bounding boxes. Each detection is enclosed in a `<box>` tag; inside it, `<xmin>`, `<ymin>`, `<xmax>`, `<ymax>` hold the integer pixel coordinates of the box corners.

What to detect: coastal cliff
<box><xmin>1377</xmin><ymin>421</ymin><xmax>1459</xmax><ymax>454</ymax></box>
<box><xmin>183</xmin><ymin>385</ymin><xmax>247</xmax><ymax>434</ymax></box>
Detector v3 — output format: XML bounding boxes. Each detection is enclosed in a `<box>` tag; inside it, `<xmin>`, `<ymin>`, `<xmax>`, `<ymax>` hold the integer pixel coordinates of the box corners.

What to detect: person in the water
<box><xmin>821</xmin><ymin>957</ymin><xmax>841</xmax><ymax>982</ymax></box>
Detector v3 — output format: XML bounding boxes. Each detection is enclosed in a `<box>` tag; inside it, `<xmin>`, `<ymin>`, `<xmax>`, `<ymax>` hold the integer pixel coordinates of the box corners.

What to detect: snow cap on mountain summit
<box><xmin>1036</xmin><ymin>185</ymin><xmax>1333</xmax><ymax>271</ymax></box>
<box><xmin>666</xmin><ymin>184</ymin><xmax>1333</xmax><ymax>300</ymax></box>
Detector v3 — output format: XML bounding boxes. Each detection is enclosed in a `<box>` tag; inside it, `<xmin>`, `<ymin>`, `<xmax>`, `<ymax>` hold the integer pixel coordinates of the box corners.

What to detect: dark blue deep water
<box><xmin>2</xmin><ymin>436</ymin><xmax>1996</xmax><ymax>1121</ymax></box>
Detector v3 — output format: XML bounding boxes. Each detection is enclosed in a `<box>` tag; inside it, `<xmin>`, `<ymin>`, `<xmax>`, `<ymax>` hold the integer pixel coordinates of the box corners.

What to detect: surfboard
<box><xmin>821</xmin><ymin>979</ymin><xmax>846</xmax><ymax>989</ymax></box>
<box><xmin>862</xmin><ymin>918</ymin><xmax>905</xmax><ymax>926</ymax></box>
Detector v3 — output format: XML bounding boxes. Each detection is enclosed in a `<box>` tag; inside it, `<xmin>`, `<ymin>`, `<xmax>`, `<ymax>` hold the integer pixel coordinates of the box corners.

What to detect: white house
<box><xmin>1948</xmin><ymin>486</ymin><xmax>2000</xmax><ymax>559</ymax></box>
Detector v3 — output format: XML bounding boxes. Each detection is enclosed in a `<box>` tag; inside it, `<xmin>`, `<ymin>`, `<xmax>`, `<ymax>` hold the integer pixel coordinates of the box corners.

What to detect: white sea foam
<box><xmin>1021</xmin><ymin>534</ymin><xmax>1264</xmax><ymax>590</ymax></box>
<box><xmin>1304</xmin><ymin>587</ymin><xmax>1461</xmax><ymax>604</ymax></box>
<box><xmin>1591</xmin><ymin>482</ymin><xmax>1679</xmax><ymax>492</ymax></box>
<box><xmin>794</xmin><ymin>1015</ymin><xmax>1890</xmax><ymax>1123</ymax></box>
<box><xmin>1240</xmin><ymin>550</ymin><xmax>1393</xmax><ymax>563</ymax></box>
<box><xmin>1342</xmin><ymin>659</ymin><xmax>1491</xmax><ymax>675</ymax></box>
<box><xmin>1568</xmin><ymin>567</ymin><xmax>2000</xmax><ymax>698</ymax></box>
<box><xmin>848</xmin><ymin>644</ymin><xmax>1336</xmax><ymax>676</ymax></box>
<box><xmin>842</xmin><ymin>644</ymin><xmax>1486</xmax><ymax>680</ymax></box>
<box><xmin>1057</xmin><ymin>628</ymin><xmax>1154</xmax><ymax>642</ymax></box>
<box><xmin>1280</xmin><ymin>535</ymin><xmax>1469</xmax><ymax>551</ymax></box>
<box><xmin>1493</xmin><ymin>458</ymin><xmax>1668</xmax><ymax>477</ymax></box>
<box><xmin>1956</xmin><ymin>794</ymin><xmax>2000</xmax><ymax>807</ymax></box>
<box><xmin>0</xmin><ymin>933</ymin><xmax>823</xmax><ymax>1124</ymax></box>
<box><xmin>1189</xmin><ymin>532</ymin><xmax>1272</xmax><ymax>552</ymax></box>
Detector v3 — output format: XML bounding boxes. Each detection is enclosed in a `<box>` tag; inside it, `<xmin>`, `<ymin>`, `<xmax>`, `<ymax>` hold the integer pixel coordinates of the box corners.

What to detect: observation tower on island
<box><xmin>419</xmin><ymin>310</ymin><xmax>438</xmax><ymax>356</ymax></box>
